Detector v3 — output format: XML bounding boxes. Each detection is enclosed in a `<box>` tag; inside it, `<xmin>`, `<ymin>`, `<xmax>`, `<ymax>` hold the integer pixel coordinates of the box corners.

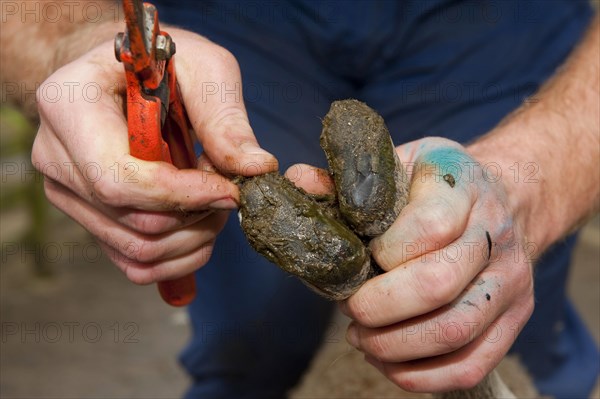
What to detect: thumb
<box><xmin>173</xmin><ymin>30</ymin><xmax>278</xmax><ymax>176</ymax></box>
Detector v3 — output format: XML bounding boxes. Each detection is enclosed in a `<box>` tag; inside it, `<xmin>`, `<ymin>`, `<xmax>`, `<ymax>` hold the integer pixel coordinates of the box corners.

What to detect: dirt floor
<box><xmin>1</xmin><ymin>191</ymin><xmax>599</xmax><ymax>399</ymax></box>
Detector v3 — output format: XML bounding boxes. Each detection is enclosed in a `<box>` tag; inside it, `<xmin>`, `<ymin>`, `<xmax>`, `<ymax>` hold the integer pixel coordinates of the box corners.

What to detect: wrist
<box><xmin>1</xmin><ymin>5</ymin><xmax>122</xmax><ymax>117</ymax></box>
<box><xmin>466</xmin><ymin>120</ymin><xmax>552</xmax><ymax>259</ymax></box>
<box><xmin>468</xmin><ymin>16</ymin><xmax>600</xmax><ymax>259</ymax></box>
<box><xmin>52</xmin><ymin>21</ymin><xmax>122</xmax><ymax>73</ymax></box>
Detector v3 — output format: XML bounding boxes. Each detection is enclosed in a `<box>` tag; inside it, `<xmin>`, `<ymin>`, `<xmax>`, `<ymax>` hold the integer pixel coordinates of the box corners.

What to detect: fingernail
<box><xmin>240</xmin><ymin>142</ymin><xmax>271</xmax><ymax>156</ymax></box>
<box><xmin>346</xmin><ymin>324</ymin><xmax>359</xmax><ymax>348</ymax></box>
<box><xmin>208</xmin><ymin>198</ymin><xmax>237</xmax><ymax>210</ymax></box>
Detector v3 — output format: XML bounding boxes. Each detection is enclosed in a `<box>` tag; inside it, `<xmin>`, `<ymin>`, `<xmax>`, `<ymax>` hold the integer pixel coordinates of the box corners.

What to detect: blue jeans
<box><xmin>154</xmin><ymin>1</ymin><xmax>598</xmax><ymax>397</ymax></box>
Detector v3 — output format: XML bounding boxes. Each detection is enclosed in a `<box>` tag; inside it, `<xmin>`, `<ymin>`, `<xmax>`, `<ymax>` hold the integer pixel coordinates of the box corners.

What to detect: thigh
<box><xmin>155</xmin><ymin>2</ymin><xmax>351</xmax><ymax>398</ymax></box>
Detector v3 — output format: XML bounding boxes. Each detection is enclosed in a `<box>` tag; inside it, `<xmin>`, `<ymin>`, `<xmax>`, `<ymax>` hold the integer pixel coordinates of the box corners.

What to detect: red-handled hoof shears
<box><xmin>115</xmin><ymin>0</ymin><xmax>197</xmax><ymax>306</ymax></box>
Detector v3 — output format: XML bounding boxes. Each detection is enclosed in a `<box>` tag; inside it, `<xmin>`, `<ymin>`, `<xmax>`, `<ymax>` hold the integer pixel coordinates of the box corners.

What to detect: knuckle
<box><xmin>93</xmin><ymin>177</ymin><xmax>122</xmax><ymax>206</ymax></box>
<box><xmin>412</xmin><ymin>264</ymin><xmax>458</xmax><ymax>307</ymax></box>
<box><xmin>42</xmin><ymin>180</ymin><xmax>60</xmax><ymax>205</ymax></box>
<box><xmin>510</xmin><ymin>257</ymin><xmax>534</xmax><ymax>297</ymax></box>
<box><xmin>30</xmin><ymin>136</ymin><xmax>45</xmax><ymax>170</ymax></box>
<box><xmin>434</xmin><ymin>319</ymin><xmax>473</xmax><ymax>351</ymax></box>
<box><xmin>125</xmin><ymin>267</ymin><xmax>157</xmax><ymax>286</ymax></box>
<box><xmin>127</xmin><ymin>238</ymin><xmax>160</xmax><ymax>264</ymax></box>
<box><xmin>454</xmin><ymin>363</ymin><xmax>487</xmax><ymax>390</ymax></box>
<box><xmin>99</xmin><ymin>243</ymin><xmax>154</xmax><ymax>285</ymax></box>
<box><xmin>126</xmin><ymin>213</ymin><xmax>170</xmax><ymax>235</ymax></box>
<box><xmin>118</xmin><ymin>257</ymin><xmax>164</xmax><ymax>285</ymax></box>
<box><xmin>35</xmin><ymin>86</ymin><xmax>54</xmax><ymax>118</ymax></box>
<box><xmin>211</xmin><ymin>45</ymin><xmax>239</xmax><ymax>70</ymax></box>
<box><xmin>524</xmin><ymin>295</ymin><xmax>535</xmax><ymax>319</ymax></box>
<box><xmin>198</xmin><ymin>242</ymin><xmax>215</xmax><ymax>265</ymax></box>
<box><xmin>105</xmin><ymin>252</ymin><xmax>153</xmax><ymax>285</ymax></box>
<box><xmin>415</xmin><ymin>201</ymin><xmax>459</xmax><ymax>246</ymax></box>
<box><xmin>518</xmin><ymin>285</ymin><xmax>535</xmax><ymax>320</ymax></box>
<box><xmin>371</xmin><ymin>238</ymin><xmax>396</xmax><ymax>270</ymax></box>
<box><xmin>346</xmin><ymin>293</ymin><xmax>377</xmax><ymax>327</ymax></box>
<box><xmin>389</xmin><ymin>373</ymin><xmax>419</xmax><ymax>393</ymax></box>
<box><xmin>31</xmin><ymin>137</ymin><xmax>58</xmax><ymax>179</ymax></box>
<box><xmin>517</xmin><ymin>259</ymin><xmax>534</xmax><ymax>283</ymax></box>
<box><xmin>363</xmin><ymin>333</ymin><xmax>392</xmax><ymax>360</ymax></box>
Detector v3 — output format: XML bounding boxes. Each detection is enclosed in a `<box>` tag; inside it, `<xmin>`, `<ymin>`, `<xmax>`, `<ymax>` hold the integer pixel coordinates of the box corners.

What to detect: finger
<box><xmin>93</xmin><ymin>155</ymin><xmax>241</xmax><ymax>210</ymax></box>
<box><xmin>100</xmin><ymin>211</ymin><xmax>225</xmax><ymax>265</ymax></box>
<box><xmin>284</xmin><ymin>163</ymin><xmax>335</xmax><ymax>195</ymax></box>
<box><xmin>173</xmin><ymin>32</ymin><xmax>278</xmax><ymax>175</ymax></box>
<box><xmin>370</xmin><ymin>149</ymin><xmax>477</xmax><ymax>271</ymax></box>
<box><xmin>44</xmin><ymin>179</ymin><xmax>225</xmax><ymax>264</ymax></box>
<box><xmin>99</xmin><ymin>238</ymin><xmax>217</xmax><ymax>284</ymax></box>
<box><xmin>364</xmin><ymin>303</ymin><xmax>533</xmax><ymax>393</ymax></box>
<box><xmin>342</xmin><ymin>227</ymin><xmax>495</xmax><ymax>327</ymax></box>
<box><xmin>113</xmin><ymin>208</ymin><xmax>213</xmax><ymax>235</ymax></box>
<box><xmin>33</xmin><ymin>132</ymin><xmax>214</xmax><ymax>234</ymax></box>
<box><xmin>346</xmin><ymin>274</ymin><xmax>508</xmax><ymax>363</ymax></box>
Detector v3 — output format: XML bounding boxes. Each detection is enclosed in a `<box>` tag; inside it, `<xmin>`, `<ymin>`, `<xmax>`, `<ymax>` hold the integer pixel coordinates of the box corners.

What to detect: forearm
<box><xmin>0</xmin><ymin>0</ymin><xmax>122</xmax><ymax>115</ymax></box>
<box><xmin>468</xmin><ymin>15</ymin><xmax>600</xmax><ymax>257</ymax></box>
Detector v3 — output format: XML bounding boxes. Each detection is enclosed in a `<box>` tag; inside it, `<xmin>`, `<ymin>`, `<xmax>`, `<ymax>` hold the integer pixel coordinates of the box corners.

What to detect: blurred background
<box><xmin>1</xmin><ymin>0</ymin><xmax>599</xmax><ymax>396</ymax></box>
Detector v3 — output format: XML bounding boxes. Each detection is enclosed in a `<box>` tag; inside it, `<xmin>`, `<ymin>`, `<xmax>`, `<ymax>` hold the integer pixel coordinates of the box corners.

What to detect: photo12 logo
<box><xmin>1</xmin><ymin>321</ymin><xmax>140</xmax><ymax>344</ymax></box>
<box><xmin>1</xmin><ymin>1</ymin><xmax>121</xmax><ymax>24</ymax></box>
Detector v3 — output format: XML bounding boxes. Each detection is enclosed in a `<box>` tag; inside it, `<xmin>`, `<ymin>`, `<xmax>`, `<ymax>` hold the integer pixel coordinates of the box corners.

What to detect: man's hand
<box><xmin>342</xmin><ymin>138</ymin><xmax>534</xmax><ymax>392</ymax></box>
<box><xmin>287</xmin><ymin>136</ymin><xmax>535</xmax><ymax>392</ymax></box>
<box><xmin>31</xmin><ymin>29</ymin><xmax>277</xmax><ymax>284</ymax></box>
